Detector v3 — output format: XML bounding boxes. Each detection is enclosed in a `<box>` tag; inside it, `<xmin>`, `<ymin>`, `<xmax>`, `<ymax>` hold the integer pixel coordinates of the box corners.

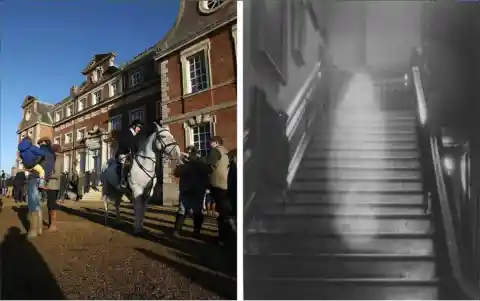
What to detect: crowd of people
<box><xmin>11</xmin><ymin>120</ymin><xmax>237</xmax><ymax>246</ymax></box>
<box><xmin>173</xmin><ymin>135</ymin><xmax>237</xmax><ymax>246</ymax></box>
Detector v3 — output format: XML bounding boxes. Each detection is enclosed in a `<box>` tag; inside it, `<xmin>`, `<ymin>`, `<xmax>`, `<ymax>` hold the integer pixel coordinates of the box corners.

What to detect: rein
<box><xmin>132</xmin><ymin>127</ymin><xmax>179</xmax><ymax>180</ymax></box>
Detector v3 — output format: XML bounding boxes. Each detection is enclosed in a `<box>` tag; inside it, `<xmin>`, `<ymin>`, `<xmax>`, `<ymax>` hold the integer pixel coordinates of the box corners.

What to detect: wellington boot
<box><xmin>37</xmin><ymin>210</ymin><xmax>43</xmax><ymax>236</ymax></box>
<box><xmin>27</xmin><ymin>213</ymin><xmax>39</xmax><ymax>239</ymax></box>
<box><xmin>47</xmin><ymin>210</ymin><xmax>58</xmax><ymax>232</ymax></box>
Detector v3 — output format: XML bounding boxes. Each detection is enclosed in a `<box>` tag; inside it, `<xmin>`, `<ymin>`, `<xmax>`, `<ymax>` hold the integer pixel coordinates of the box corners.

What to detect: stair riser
<box><xmin>305</xmin><ymin>150</ymin><xmax>420</xmax><ymax>160</ymax></box>
<box><xmin>263</xmin><ymin>205</ymin><xmax>425</xmax><ymax>215</ymax></box>
<box><xmin>245</xmin><ymin>256</ymin><xmax>436</xmax><ymax>280</ymax></box>
<box><xmin>290</xmin><ymin>181</ymin><xmax>422</xmax><ymax>193</ymax></box>
<box><xmin>250</xmin><ymin>217</ymin><xmax>433</xmax><ymax>234</ymax></box>
<box><xmin>244</xmin><ymin>281</ymin><xmax>439</xmax><ymax>300</ymax></box>
<box><xmin>245</xmin><ymin>235</ymin><xmax>434</xmax><ymax>256</ymax></box>
<box><xmin>296</xmin><ymin>169</ymin><xmax>421</xmax><ymax>181</ymax></box>
<box><xmin>300</xmin><ymin>160</ymin><xmax>420</xmax><ymax>170</ymax></box>
<box><xmin>315</xmin><ymin>136</ymin><xmax>417</xmax><ymax>143</ymax></box>
<box><xmin>287</xmin><ymin>193</ymin><xmax>425</xmax><ymax>204</ymax></box>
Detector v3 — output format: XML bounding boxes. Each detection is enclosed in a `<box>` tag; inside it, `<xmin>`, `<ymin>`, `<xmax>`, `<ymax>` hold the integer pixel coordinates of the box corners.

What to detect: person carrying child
<box><xmin>17</xmin><ymin>136</ymin><xmax>52</xmax><ymax>188</ymax></box>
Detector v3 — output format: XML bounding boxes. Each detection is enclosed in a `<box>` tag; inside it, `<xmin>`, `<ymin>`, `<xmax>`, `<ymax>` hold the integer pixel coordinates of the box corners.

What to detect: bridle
<box><xmin>132</xmin><ymin>127</ymin><xmax>179</xmax><ymax>180</ymax></box>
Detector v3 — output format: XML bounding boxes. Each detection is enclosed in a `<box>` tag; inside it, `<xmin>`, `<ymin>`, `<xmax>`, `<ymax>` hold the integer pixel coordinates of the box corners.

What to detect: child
<box><xmin>18</xmin><ymin>136</ymin><xmax>49</xmax><ymax>188</ymax></box>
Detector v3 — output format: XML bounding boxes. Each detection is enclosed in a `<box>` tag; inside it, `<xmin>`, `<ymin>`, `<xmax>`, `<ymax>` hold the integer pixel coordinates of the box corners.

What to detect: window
<box><xmin>54</xmin><ymin>111</ymin><xmax>61</xmax><ymax>122</ymax></box>
<box><xmin>198</xmin><ymin>0</ymin><xmax>227</xmax><ymax>14</ymax></box>
<box><xmin>192</xmin><ymin>123</ymin><xmax>212</xmax><ymax>158</ymax></box>
<box><xmin>109</xmin><ymin>115</ymin><xmax>122</xmax><ymax>131</ymax></box>
<box><xmin>64</xmin><ymin>133</ymin><xmax>73</xmax><ymax>144</ymax></box>
<box><xmin>63</xmin><ymin>154</ymin><xmax>71</xmax><ymax>173</ymax></box>
<box><xmin>25</xmin><ymin>110</ymin><xmax>31</xmax><ymax>121</ymax></box>
<box><xmin>20</xmin><ymin>133</ymin><xmax>26</xmax><ymax>140</ymax></box>
<box><xmin>131</xmin><ymin>70</ymin><xmax>143</xmax><ymax>88</ymax></box>
<box><xmin>77</xmin><ymin>128</ymin><xmax>86</xmax><ymax>141</ymax></box>
<box><xmin>78</xmin><ymin>98</ymin><xmax>85</xmax><ymax>112</ymax></box>
<box><xmin>66</xmin><ymin>104</ymin><xmax>73</xmax><ymax>117</ymax></box>
<box><xmin>181</xmin><ymin>39</ymin><xmax>211</xmax><ymax>95</ymax></box>
<box><xmin>130</xmin><ymin>108</ymin><xmax>145</xmax><ymax>123</ymax></box>
<box><xmin>27</xmin><ymin>129</ymin><xmax>33</xmax><ymax>138</ymax></box>
<box><xmin>53</xmin><ymin>136</ymin><xmax>60</xmax><ymax>145</ymax></box>
<box><xmin>110</xmin><ymin>81</ymin><xmax>119</xmax><ymax>96</ymax></box>
<box><xmin>93</xmin><ymin>90</ymin><xmax>102</xmax><ymax>105</ymax></box>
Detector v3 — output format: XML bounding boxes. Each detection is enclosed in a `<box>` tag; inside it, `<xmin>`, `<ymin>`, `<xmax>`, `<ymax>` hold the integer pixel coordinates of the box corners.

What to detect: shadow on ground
<box><xmin>136</xmin><ymin>247</ymin><xmax>237</xmax><ymax>300</ymax></box>
<box><xmin>58</xmin><ymin>203</ymin><xmax>237</xmax><ymax>297</ymax></box>
<box><xmin>0</xmin><ymin>226</ymin><xmax>65</xmax><ymax>299</ymax></box>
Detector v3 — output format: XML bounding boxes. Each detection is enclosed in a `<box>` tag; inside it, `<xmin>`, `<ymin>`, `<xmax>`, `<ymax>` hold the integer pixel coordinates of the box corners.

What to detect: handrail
<box><xmin>412</xmin><ymin>66</ymin><xmax>480</xmax><ymax>299</ymax></box>
<box><xmin>286</xmin><ymin>61</ymin><xmax>322</xmax><ymax>139</ymax></box>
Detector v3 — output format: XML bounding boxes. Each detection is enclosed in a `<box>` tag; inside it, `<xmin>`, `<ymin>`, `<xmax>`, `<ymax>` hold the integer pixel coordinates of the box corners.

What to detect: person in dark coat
<box><xmin>13</xmin><ymin>171</ymin><xmax>27</xmax><ymax>203</ymax></box>
<box><xmin>37</xmin><ymin>137</ymin><xmax>56</xmax><ymax>188</ymax></box>
<box><xmin>116</xmin><ymin>119</ymin><xmax>144</xmax><ymax>188</ymax></box>
<box><xmin>173</xmin><ymin>146</ymin><xmax>210</xmax><ymax>238</ymax></box>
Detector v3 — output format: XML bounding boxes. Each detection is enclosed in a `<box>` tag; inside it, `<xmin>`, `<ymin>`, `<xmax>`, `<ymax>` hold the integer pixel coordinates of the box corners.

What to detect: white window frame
<box><xmin>183</xmin><ymin>115</ymin><xmax>216</xmax><ymax>158</ymax></box>
<box><xmin>27</xmin><ymin>129</ymin><xmax>33</xmax><ymax>138</ymax></box>
<box><xmin>20</xmin><ymin>133</ymin><xmax>26</xmax><ymax>140</ymax></box>
<box><xmin>110</xmin><ymin>80</ymin><xmax>120</xmax><ymax>97</ymax></box>
<box><xmin>129</xmin><ymin>107</ymin><xmax>145</xmax><ymax>124</ymax></box>
<box><xmin>232</xmin><ymin>24</ymin><xmax>237</xmax><ymax>54</ymax></box>
<box><xmin>63</xmin><ymin>153</ymin><xmax>71</xmax><ymax>173</ymax></box>
<box><xmin>53</xmin><ymin>136</ymin><xmax>61</xmax><ymax>145</ymax></box>
<box><xmin>64</xmin><ymin>132</ymin><xmax>73</xmax><ymax>144</ymax></box>
<box><xmin>109</xmin><ymin>115</ymin><xmax>122</xmax><ymax>132</ymax></box>
<box><xmin>76</xmin><ymin>127</ymin><xmax>86</xmax><ymax>141</ymax></box>
<box><xmin>78</xmin><ymin>98</ymin><xmax>86</xmax><ymax>112</ymax></box>
<box><xmin>180</xmin><ymin>39</ymin><xmax>212</xmax><ymax>95</ymax></box>
<box><xmin>54</xmin><ymin>111</ymin><xmax>62</xmax><ymax>122</ymax></box>
<box><xmin>66</xmin><ymin>104</ymin><xmax>74</xmax><ymax>117</ymax></box>
<box><xmin>131</xmin><ymin>70</ymin><xmax>143</xmax><ymax>88</ymax></box>
<box><xmin>92</xmin><ymin>89</ymin><xmax>102</xmax><ymax>105</ymax></box>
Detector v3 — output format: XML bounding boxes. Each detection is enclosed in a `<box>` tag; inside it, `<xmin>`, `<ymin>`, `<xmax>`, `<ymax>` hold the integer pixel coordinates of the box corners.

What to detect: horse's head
<box><xmin>153</xmin><ymin>122</ymin><xmax>182</xmax><ymax>163</ymax></box>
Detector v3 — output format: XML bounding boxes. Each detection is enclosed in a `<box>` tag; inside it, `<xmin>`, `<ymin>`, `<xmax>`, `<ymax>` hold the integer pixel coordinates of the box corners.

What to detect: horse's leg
<box><xmin>139</xmin><ymin>199</ymin><xmax>148</xmax><ymax>231</ymax></box>
<box><xmin>132</xmin><ymin>195</ymin><xmax>143</xmax><ymax>234</ymax></box>
<box><xmin>103</xmin><ymin>196</ymin><xmax>109</xmax><ymax>225</ymax></box>
<box><xmin>115</xmin><ymin>193</ymin><xmax>121</xmax><ymax>223</ymax></box>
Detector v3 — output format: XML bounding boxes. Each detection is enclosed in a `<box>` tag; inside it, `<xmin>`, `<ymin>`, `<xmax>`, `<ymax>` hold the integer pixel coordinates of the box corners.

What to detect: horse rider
<box><xmin>116</xmin><ymin>119</ymin><xmax>144</xmax><ymax>188</ymax></box>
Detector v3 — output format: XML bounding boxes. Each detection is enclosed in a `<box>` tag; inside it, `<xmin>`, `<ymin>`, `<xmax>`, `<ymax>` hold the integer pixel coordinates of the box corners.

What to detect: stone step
<box><xmin>245</xmin><ymin>232</ymin><xmax>434</xmax><ymax>256</ymax></box>
<box><xmin>316</xmin><ymin>128</ymin><xmax>417</xmax><ymax>135</ymax></box>
<box><xmin>290</xmin><ymin>180</ymin><xmax>422</xmax><ymax>193</ymax></box>
<box><xmin>248</xmin><ymin>214</ymin><xmax>433</xmax><ymax>235</ymax></box>
<box><xmin>261</xmin><ymin>202</ymin><xmax>426</xmax><ymax>215</ymax></box>
<box><xmin>314</xmin><ymin>133</ymin><xmax>417</xmax><ymax>143</ymax></box>
<box><xmin>244</xmin><ymin>278</ymin><xmax>439</xmax><ymax>300</ymax></box>
<box><xmin>295</xmin><ymin>168</ymin><xmax>422</xmax><ymax>181</ymax></box>
<box><xmin>287</xmin><ymin>192</ymin><xmax>425</xmax><ymax>205</ymax></box>
<box><xmin>305</xmin><ymin>149</ymin><xmax>420</xmax><ymax>160</ymax></box>
<box><xmin>308</xmin><ymin>141</ymin><xmax>418</xmax><ymax>151</ymax></box>
<box><xmin>299</xmin><ymin>158</ymin><xmax>421</xmax><ymax>170</ymax></box>
<box><xmin>245</xmin><ymin>253</ymin><xmax>436</xmax><ymax>280</ymax></box>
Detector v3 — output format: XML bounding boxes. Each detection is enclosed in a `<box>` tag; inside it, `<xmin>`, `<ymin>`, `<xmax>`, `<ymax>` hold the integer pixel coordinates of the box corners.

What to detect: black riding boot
<box><xmin>173</xmin><ymin>213</ymin><xmax>186</xmax><ymax>237</ymax></box>
<box><xmin>119</xmin><ymin>165</ymin><xmax>127</xmax><ymax>188</ymax></box>
<box><xmin>193</xmin><ymin>212</ymin><xmax>204</xmax><ymax>238</ymax></box>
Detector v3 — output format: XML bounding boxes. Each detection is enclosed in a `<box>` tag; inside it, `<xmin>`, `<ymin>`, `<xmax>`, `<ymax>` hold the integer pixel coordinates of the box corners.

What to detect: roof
<box><xmin>154</xmin><ymin>0</ymin><xmax>236</xmax><ymax>58</ymax></box>
<box><xmin>18</xmin><ymin>100</ymin><xmax>53</xmax><ymax>132</ymax></box>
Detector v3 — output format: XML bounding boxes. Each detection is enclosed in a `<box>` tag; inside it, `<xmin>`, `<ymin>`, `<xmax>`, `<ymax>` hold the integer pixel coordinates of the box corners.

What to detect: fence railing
<box><xmin>411</xmin><ymin>65</ymin><xmax>480</xmax><ymax>299</ymax></box>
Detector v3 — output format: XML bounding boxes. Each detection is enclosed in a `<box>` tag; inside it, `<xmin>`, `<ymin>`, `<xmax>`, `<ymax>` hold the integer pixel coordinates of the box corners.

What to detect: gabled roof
<box><xmin>155</xmin><ymin>0</ymin><xmax>236</xmax><ymax>58</ymax></box>
<box><xmin>18</xmin><ymin>100</ymin><xmax>53</xmax><ymax>133</ymax></box>
<box><xmin>82</xmin><ymin>53</ymin><xmax>115</xmax><ymax>75</ymax></box>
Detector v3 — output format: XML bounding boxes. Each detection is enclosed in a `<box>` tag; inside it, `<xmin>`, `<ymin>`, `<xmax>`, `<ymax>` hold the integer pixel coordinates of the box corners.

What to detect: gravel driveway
<box><xmin>0</xmin><ymin>198</ymin><xmax>236</xmax><ymax>300</ymax></box>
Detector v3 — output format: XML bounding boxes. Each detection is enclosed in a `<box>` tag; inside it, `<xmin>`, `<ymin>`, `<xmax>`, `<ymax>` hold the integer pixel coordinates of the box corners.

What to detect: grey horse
<box><xmin>100</xmin><ymin>122</ymin><xmax>183</xmax><ymax>234</ymax></box>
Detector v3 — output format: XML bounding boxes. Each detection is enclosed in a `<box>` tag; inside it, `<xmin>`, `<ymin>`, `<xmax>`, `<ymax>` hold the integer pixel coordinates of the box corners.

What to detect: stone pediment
<box><xmin>82</xmin><ymin>53</ymin><xmax>115</xmax><ymax>75</ymax></box>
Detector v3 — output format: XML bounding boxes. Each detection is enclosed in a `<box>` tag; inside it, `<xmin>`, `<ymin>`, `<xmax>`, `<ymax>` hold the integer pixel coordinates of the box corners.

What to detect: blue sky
<box><xmin>0</xmin><ymin>0</ymin><xmax>179</xmax><ymax>173</ymax></box>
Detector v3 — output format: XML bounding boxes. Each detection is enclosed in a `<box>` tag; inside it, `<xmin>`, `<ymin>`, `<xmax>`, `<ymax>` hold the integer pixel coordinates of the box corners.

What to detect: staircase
<box><xmin>244</xmin><ymin>86</ymin><xmax>458</xmax><ymax>299</ymax></box>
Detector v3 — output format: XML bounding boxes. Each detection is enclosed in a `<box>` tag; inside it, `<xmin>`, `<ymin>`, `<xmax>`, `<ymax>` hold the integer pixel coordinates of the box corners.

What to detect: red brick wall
<box><xmin>162</xmin><ymin>24</ymin><xmax>237</xmax><ymax>182</ymax></box>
